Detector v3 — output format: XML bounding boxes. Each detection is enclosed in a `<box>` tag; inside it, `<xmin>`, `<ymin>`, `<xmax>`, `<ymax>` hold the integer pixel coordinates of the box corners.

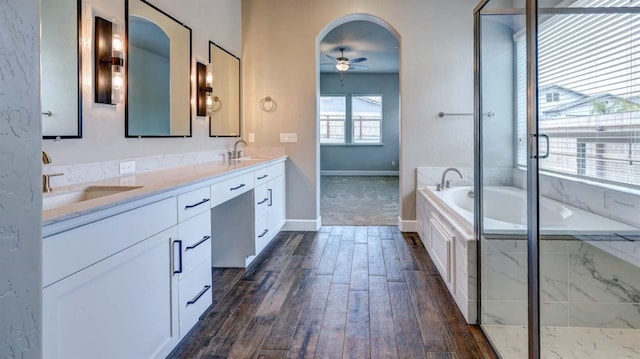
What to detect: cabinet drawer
<box><xmin>43</xmin><ymin>197</ymin><xmax>177</xmax><ymax>288</ymax></box>
<box><xmin>210</xmin><ymin>172</ymin><xmax>254</xmax><ymax>207</ymax></box>
<box><xmin>254</xmin><ymin>183</ymin><xmax>269</xmax><ymax>218</ymax></box>
<box><xmin>177</xmin><ymin>186</ymin><xmax>211</xmax><ymax>222</ymax></box>
<box><xmin>254</xmin><ymin>167</ymin><xmax>270</xmax><ymax>186</ymax></box>
<box><xmin>268</xmin><ymin>162</ymin><xmax>285</xmax><ymax>179</ymax></box>
<box><xmin>178</xmin><ymin>261</ymin><xmax>212</xmax><ymax>337</ymax></box>
<box><xmin>178</xmin><ymin>211</ymin><xmax>212</xmax><ymax>278</ymax></box>
<box><xmin>255</xmin><ymin>213</ymin><xmax>270</xmax><ymax>255</ymax></box>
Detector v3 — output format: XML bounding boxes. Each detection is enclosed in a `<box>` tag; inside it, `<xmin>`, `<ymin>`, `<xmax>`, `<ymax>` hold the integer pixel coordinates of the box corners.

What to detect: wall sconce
<box><xmin>94</xmin><ymin>16</ymin><xmax>124</xmax><ymax>104</ymax></box>
<box><xmin>196</xmin><ymin>62</ymin><xmax>214</xmax><ymax>116</ymax></box>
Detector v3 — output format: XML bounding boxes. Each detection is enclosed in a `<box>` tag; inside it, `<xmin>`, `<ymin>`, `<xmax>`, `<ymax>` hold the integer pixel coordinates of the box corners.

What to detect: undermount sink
<box><xmin>43</xmin><ymin>185</ymin><xmax>143</xmax><ymax>210</ymax></box>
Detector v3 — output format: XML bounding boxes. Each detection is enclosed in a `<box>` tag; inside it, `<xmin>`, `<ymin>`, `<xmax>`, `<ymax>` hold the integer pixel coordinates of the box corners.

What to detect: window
<box><xmin>352</xmin><ymin>95</ymin><xmax>382</xmax><ymax>144</ymax></box>
<box><xmin>319</xmin><ymin>94</ymin><xmax>383</xmax><ymax>144</ymax></box>
<box><xmin>516</xmin><ymin>0</ymin><xmax>640</xmax><ymax>186</ymax></box>
<box><xmin>546</xmin><ymin>92</ymin><xmax>560</xmax><ymax>103</ymax></box>
<box><xmin>319</xmin><ymin>96</ymin><xmax>346</xmax><ymax>144</ymax></box>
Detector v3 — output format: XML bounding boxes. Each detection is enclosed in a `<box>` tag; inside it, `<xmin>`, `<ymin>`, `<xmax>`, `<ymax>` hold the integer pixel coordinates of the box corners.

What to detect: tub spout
<box><xmin>440</xmin><ymin>167</ymin><xmax>463</xmax><ymax>190</ymax></box>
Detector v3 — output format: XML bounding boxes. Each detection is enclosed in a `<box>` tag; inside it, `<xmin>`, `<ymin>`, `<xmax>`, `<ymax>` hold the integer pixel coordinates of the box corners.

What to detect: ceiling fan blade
<box><xmin>325</xmin><ymin>54</ymin><xmax>336</xmax><ymax>61</ymax></box>
<box><xmin>349</xmin><ymin>64</ymin><xmax>369</xmax><ymax>69</ymax></box>
<box><xmin>350</xmin><ymin>57</ymin><xmax>367</xmax><ymax>63</ymax></box>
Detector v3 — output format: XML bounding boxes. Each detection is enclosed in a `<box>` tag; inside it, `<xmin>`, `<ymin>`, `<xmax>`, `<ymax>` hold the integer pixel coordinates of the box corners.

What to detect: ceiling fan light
<box><xmin>336</xmin><ymin>60</ymin><xmax>350</xmax><ymax>72</ymax></box>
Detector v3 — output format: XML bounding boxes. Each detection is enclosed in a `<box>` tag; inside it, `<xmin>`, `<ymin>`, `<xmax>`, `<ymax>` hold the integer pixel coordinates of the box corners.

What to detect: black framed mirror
<box><xmin>125</xmin><ymin>0</ymin><xmax>192</xmax><ymax>137</ymax></box>
<box><xmin>41</xmin><ymin>0</ymin><xmax>82</xmax><ymax>139</ymax></box>
<box><xmin>209</xmin><ymin>42</ymin><xmax>241</xmax><ymax>137</ymax></box>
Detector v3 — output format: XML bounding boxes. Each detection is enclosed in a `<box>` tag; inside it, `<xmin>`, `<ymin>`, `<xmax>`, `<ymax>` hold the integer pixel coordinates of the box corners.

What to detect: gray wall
<box><xmin>320</xmin><ymin>73</ymin><xmax>400</xmax><ymax>172</ymax></box>
<box><xmin>0</xmin><ymin>1</ymin><xmax>43</xmax><ymax>358</ymax></box>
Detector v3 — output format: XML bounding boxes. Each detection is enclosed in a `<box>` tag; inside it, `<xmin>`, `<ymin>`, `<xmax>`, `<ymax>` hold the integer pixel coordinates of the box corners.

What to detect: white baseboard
<box><xmin>321</xmin><ymin>170</ymin><xmax>399</xmax><ymax>176</ymax></box>
<box><xmin>397</xmin><ymin>217</ymin><xmax>417</xmax><ymax>232</ymax></box>
<box><xmin>283</xmin><ymin>217</ymin><xmax>322</xmax><ymax>231</ymax></box>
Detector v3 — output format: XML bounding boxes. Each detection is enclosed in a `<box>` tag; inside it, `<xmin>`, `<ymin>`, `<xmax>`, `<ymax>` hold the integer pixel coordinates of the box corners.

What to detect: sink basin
<box><xmin>43</xmin><ymin>186</ymin><xmax>142</xmax><ymax>210</ymax></box>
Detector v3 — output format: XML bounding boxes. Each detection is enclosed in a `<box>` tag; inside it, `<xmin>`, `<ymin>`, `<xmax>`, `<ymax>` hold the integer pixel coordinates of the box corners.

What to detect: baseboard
<box><xmin>282</xmin><ymin>217</ymin><xmax>322</xmax><ymax>231</ymax></box>
<box><xmin>320</xmin><ymin>170</ymin><xmax>399</xmax><ymax>176</ymax></box>
<box><xmin>397</xmin><ymin>217</ymin><xmax>417</xmax><ymax>232</ymax></box>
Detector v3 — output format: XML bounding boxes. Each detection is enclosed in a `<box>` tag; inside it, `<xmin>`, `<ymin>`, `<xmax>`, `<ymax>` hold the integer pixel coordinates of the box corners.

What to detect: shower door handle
<box><xmin>539</xmin><ymin>134</ymin><xmax>550</xmax><ymax>159</ymax></box>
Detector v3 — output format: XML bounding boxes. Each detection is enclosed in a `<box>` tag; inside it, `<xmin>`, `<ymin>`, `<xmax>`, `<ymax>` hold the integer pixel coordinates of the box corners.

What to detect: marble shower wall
<box><xmin>482</xmin><ymin>238</ymin><xmax>640</xmax><ymax>328</ymax></box>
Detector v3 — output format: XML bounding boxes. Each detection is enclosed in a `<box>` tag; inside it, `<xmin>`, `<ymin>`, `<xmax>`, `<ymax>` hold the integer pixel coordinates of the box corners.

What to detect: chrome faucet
<box><xmin>231</xmin><ymin>139</ymin><xmax>247</xmax><ymax>159</ymax></box>
<box><xmin>438</xmin><ymin>167</ymin><xmax>463</xmax><ymax>191</ymax></box>
<box><xmin>42</xmin><ymin>150</ymin><xmax>63</xmax><ymax>192</ymax></box>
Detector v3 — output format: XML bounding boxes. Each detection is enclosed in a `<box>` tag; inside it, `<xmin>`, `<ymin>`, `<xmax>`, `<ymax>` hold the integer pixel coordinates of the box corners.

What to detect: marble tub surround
<box><xmin>416</xmin><ymin>166</ymin><xmax>512</xmax><ymax>189</ymax></box>
<box><xmin>43</xmin><ymin>153</ymin><xmax>287</xmax><ymax>235</ymax></box>
<box><xmin>513</xmin><ymin>169</ymin><xmax>640</xmax><ymax>229</ymax></box>
<box><xmin>43</xmin><ymin>147</ymin><xmax>287</xmax><ymax>188</ymax></box>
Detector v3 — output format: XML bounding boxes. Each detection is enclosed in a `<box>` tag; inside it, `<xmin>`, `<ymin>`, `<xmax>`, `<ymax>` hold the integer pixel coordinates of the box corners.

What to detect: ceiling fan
<box><xmin>322</xmin><ymin>48</ymin><xmax>368</xmax><ymax>72</ymax></box>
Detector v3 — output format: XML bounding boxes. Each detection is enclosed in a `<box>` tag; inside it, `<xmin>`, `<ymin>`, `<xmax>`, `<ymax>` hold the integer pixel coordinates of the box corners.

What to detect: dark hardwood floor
<box><xmin>168</xmin><ymin>226</ymin><xmax>497</xmax><ymax>359</ymax></box>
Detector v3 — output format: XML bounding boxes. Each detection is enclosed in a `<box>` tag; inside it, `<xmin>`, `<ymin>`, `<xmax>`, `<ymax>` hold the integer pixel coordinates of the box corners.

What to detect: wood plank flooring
<box><xmin>168</xmin><ymin>226</ymin><xmax>497</xmax><ymax>359</ymax></box>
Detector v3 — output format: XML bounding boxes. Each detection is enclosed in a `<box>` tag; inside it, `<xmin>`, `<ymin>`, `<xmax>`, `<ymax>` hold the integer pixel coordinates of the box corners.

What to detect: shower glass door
<box><xmin>476</xmin><ymin>1</ymin><xmax>531</xmax><ymax>357</ymax></box>
<box><xmin>537</xmin><ymin>1</ymin><xmax>640</xmax><ymax>358</ymax></box>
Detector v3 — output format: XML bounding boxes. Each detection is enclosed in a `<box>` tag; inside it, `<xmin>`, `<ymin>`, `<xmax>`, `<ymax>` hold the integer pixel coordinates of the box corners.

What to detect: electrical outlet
<box><xmin>119</xmin><ymin>161</ymin><xmax>136</xmax><ymax>175</ymax></box>
<box><xmin>248</xmin><ymin>133</ymin><xmax>255</xmax><ymax>142</ymax></box>
<box><xmin>280</xmin><ymin>133</ymin><xmax>298</xmax><ymax>143</ymax></box>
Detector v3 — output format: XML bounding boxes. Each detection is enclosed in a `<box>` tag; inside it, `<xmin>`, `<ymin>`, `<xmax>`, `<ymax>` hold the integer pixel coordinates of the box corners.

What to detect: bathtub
<box><xmin>426</xmin><ymin>185</ymin><xmax>636</xmax><ymax>234</ymax></box>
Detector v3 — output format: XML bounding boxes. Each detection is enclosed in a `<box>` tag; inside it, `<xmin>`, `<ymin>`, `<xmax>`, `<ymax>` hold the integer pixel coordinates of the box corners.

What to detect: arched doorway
<box><xmin>316</xmin><ymin>15</ymin><xmax>401</xmax><ymax>226</ymax></box>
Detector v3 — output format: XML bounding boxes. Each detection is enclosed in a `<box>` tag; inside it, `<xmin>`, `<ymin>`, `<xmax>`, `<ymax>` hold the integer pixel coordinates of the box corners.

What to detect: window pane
<box><xmin>352</xmin><ymin>96</ymin><xmax>382</xmax><ymax>143</ymax></box>
<box><xmin>516</xmin><ymin>2</ymin><xmax>640</xmax><ymax>186</ymax></box>
<box><xmin>319</xmin><ymin>96</ymin><xmax>346</xmax><ymax>143</ymax></box>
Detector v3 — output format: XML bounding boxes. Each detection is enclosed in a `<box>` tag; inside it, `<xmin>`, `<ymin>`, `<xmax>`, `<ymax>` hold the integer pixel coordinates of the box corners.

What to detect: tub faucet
<box><xmin>232</xmin><ymin>139</ymin><xmax>247</xmax><ymax>159</ymax></box>
<box><xmin>439</xmin><ymin>167</ymin><xmax>463</xmax><ymax>191</ymax></box>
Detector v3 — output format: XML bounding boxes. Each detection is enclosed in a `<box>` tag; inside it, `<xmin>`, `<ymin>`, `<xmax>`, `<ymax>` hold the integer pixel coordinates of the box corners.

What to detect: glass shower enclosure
<box><xmin>474</xmin><ymin>0</ymin><xmax>640</xmax><ymax>358</ymax></box>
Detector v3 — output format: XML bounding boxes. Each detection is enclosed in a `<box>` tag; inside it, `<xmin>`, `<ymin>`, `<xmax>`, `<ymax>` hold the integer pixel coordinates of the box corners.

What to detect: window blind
<box><xmin>515</xmin><ymin>0</ymin><xmax>640</xmax><ymax>186</ymax></box>
<box><xmin>319</xmin><ymin>96</ymin><xmax>346</xmax><ymax>144</ymax></box>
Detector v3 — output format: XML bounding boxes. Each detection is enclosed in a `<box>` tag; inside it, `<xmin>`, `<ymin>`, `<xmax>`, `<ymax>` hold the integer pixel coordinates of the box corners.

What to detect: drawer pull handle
<box><xmin>230</xmin><ymin>184</ymin><xmax>246</xmax><ymax>191</ymax></box>
<box><xmin>257</xmin><ymin>174</ymin><xmax>269</xmax><ymax>180</ymax></box>
<box><xmin>187</xmin><ymin>285</ymin><xmax>211</xmax><ymax>306</ymax></box>
<box><xmin>268</xmin><ymin>188</ymin><xmax>273</xmax><ymax>207</ymax></box>
<box><xmin>173</xmin><ymin>240</ymin><xmax>183</xmax><ymax>274</ymax></box>
<box><xmin>257</xmin><ymin>198</ymin><xmax>268</xmax><ymax>205</ymax></box>
<box><xmin>258</xmin><ymin>229</ymin><xmax>269</xmax><ymax>238</ymax></box>
<box><xmin>186</xmin><ymin>236</ymin><xmax>211</xmax><ymax>251</ymax></box>
<box><xmin>185</xmin><ymin>198</ymin><xmax>210</xmax><ymax>210</ymax></box>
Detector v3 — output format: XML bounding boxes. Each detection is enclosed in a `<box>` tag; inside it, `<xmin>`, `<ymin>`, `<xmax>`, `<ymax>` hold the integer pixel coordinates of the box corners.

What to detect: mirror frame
<box><xmin>42</xmin><ymin>0</ymin><xmax>83</xmax><ymax>139</ymax></box>
<box><xmin>124</xmin><ymin>0</ymin><xmax>193</xmax><ymax>138</ymax></box>
<box><xmin>209</xmin><ymin>41</ymin><xmax>241</xmax><ymax>138</ymax></box>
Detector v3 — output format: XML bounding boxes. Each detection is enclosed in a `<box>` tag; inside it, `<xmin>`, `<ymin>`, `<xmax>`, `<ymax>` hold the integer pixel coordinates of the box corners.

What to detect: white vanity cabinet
<box><xmin>175</xmin><ymin>186</ymin><xmax>212</xmax><ymax>338</ymax></box>
<box><xmin>43</xmin><ymin>198</ymin><xmax>180</xmax><ymax>359</ymax></box>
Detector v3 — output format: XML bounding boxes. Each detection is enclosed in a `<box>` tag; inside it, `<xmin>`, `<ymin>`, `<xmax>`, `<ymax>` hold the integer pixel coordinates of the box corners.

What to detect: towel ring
<box><xmin>260</xmin><ymin>96</ymin><xmax>277</xmax><ymax>112</ymax></box>
<box><xmin>210</xmin><ymin>96</ymin><xmax>222</xmax><ymax>113</ymax></box>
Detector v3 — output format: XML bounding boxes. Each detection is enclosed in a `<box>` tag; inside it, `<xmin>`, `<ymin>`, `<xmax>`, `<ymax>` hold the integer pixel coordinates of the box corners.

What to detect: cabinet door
<box><xmin>267</xmin><ymin>175</ymin><xmax>285</xmax><ymax>234</ymax></box>
<box><xmin>43</xmin><ymin>227</ymin><xmax>179</xmax><ymax>359</ymax></box>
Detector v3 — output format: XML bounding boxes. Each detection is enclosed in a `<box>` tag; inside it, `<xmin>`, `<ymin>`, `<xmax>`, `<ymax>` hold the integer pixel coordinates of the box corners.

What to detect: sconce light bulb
<box><xmin>206</xmin><ymin>96</ymin><xmax>213</xmax><ymax>106</ymax></box>
<box><xmin>112</xmin><ymin>34</ymin><xmax>123</xmax><ymax>52</ymax></box>
<box><xmin>206</xmin><ymin>73</ymin><xmax>213</xmax><ymax>85</ymax></box>
<box><xmin>112</xmin><ymin>74</ymin><xmax>123</xmax><ymax>89</ymax></box>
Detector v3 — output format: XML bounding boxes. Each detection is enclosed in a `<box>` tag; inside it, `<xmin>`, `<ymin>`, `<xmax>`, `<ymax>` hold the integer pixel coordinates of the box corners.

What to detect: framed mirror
<box><xmin>209</xmin><ymin>42</ymin><xmax>240</xmax><ymax>137</ymax></box>
<box><xmin>41</xmin><ymin>0</ymin><xmax>82</xmax><ymax>139</ymax></box>
<box><xmin>125</xmin><ymin>0</ymin><xmax>192</xmax><ymax>137</ymax></box>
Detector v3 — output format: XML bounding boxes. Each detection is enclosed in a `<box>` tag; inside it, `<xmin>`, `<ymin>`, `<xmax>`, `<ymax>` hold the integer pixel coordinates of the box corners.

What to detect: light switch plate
<box><xmin>248</xmin><ymin>133</ymin><xmax>255</xmax><ymax>142</ymax></box>
<box><xmin>120</xmin><ymin>161</ymin><xmax>136</xmax><ymax>175</ymax></box>
<box><xmin>280</xmin><ymin>133</ymin><xmax>297</xmax><ymax>143</ymax></box>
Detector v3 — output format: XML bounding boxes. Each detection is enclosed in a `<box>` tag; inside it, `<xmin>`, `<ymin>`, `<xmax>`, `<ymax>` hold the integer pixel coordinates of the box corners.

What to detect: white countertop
<box><xmin>43</xmin><ymin>155</ymin><xmax>287</xmax><ymax>237</ymax></box>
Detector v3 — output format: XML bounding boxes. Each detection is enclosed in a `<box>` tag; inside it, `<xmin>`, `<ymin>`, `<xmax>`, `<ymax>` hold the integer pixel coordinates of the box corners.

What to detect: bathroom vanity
<box><xmin>42</xmin><ymin>155</ymin><xmax>286</xmax><ymax>358</ymax></box>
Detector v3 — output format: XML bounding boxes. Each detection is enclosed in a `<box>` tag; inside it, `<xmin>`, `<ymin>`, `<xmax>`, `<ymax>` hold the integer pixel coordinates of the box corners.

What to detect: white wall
<box><xmin>42</xmin><ymin>0</ymin><xmax>242</xmax><ymax>165</ymax></box>
<box><xmin>242</xmin><ymin>0</ymin><xmax>477</xmax><ymax>223</ymax></box>
<box><xmin>0</xmin><ymin>1</ymin><xmax>43</xmax><ymax>358</ymax></box>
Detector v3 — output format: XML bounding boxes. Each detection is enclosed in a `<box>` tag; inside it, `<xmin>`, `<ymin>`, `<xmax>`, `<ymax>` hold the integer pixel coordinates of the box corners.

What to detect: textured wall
<box><xmin>320</xmin><ymin>73</ymin><xmax>400</xmax><ymax>172</ymax></box>
<box><xmin>242</xmin><ymin>0</ymin><xmax>477</xmax><ymax>223</ymax></box>
<box><xmin>0</xmin><ymin>0</ymin><xmax>43</xmax><ymax>358</ymax></box>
